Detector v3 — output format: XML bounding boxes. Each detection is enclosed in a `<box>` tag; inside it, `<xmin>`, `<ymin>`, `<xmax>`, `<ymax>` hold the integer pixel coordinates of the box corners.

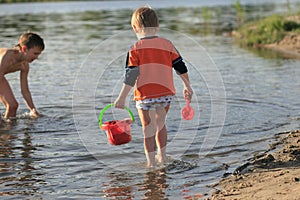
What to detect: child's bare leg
<box><xmin>156</xmin><ymin>125</ymin><xmax>167</xmax><ymax>163</ymax></box>
<box><xmin>138</xmin><ymin>109</ymin><xmax>157</xmax><ymax>167</ymax></box>
<box><xmin>155</xmin><ymin>106</ymin><xmax>169</xmax><ymax>164</ymax></box>
<box><xmin>0</xmin><ymin>78</ymin><xmax>18</xmax><ymax>119</ymax></box>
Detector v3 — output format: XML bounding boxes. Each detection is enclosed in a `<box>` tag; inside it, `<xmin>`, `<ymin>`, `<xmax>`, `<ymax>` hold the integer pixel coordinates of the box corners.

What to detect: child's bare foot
<box><xmin>155</xmin><ymin>154</ymin><xmax>166</xmax><ymax>165</ymax></box>
<box><xmin>146</xmin><ymin>152</ymin><xmax>156</xmax><ymax>168</ymax></box>
<box><xmin>147</xmin><ymin>163</ymin><xmax>155</xmax><ymax>168</ymax></box>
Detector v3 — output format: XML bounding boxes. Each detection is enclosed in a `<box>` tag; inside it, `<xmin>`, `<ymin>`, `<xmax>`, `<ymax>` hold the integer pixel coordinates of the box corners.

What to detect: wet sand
<box><xmin>207</xmin><ymin>130</ymin><xmax>300</xmax><ymax>200</ymax></box>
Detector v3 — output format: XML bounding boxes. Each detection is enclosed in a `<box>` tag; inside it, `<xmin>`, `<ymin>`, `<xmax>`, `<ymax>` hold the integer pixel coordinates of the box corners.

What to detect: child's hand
<box><xmin>184</xmin><ymin>86</ymin><xmax>193</xmax><ymax>101</ymax></box>
<box><xmin>30</xmin><ymin>108</ymin><xmax>40</xmax><ymax>119</ymax></box>
<box><xmin>114</xmin><ymin>98</ymin><xmax>126</xmax><ymax>109</ymax></box>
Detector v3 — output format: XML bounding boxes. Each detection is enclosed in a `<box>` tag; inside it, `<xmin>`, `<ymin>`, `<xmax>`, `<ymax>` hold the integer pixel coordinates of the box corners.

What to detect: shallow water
<box><xmin>0</xmin><ymin>1</ymin><xmax>300</xmax><ymax>199</ymax></box>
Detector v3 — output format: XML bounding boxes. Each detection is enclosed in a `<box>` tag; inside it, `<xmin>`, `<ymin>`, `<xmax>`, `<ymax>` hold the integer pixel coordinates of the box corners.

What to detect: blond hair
<box><xmin>131</xmin><ymin>6</ymin><xmax>159</xmax><ymax>28</ymax></box>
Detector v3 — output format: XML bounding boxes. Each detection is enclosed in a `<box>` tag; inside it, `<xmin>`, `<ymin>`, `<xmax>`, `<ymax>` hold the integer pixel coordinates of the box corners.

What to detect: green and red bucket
<box><xmin>98</xmin><ymin>104</ymin><xmax>134</xmax><ymax>145</ymax></box>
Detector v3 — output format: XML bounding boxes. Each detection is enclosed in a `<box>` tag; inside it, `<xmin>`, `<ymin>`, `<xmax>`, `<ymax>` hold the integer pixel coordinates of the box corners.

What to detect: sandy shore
<box><xmin>232</xmin><ymin>15</ymin><xmax>300</xmax><ymax>59</ymax></box>
<box><xmin>263</xmin><ymin>34</ymin><xmax>300</xmax><ymax>59</ymax></box>
<box><xmin>207</xmin><ymin>130</ymin><xmax>300</xmax><ymax>200</ymax></box>
<box><xmin>263</xmin><ymin>15</ymin><xmax>300</xmax><ymax>59</ymax></box>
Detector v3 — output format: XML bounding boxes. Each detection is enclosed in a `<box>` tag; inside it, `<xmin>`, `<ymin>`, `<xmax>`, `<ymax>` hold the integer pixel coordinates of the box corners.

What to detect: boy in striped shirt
<box><xmin>115</xmin><ymin>6</ymin><xmax>193</xmax><ymax>167</ymax></box>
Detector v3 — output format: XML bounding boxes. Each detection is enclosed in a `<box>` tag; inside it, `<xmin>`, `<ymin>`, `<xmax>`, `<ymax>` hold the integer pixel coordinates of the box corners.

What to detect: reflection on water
<box><xmin>142</xmin><ymin>169</ymin><xmax>168</xmax><ymax>199</ymax></box>
<box><xmin>242</xmin><ymin>45</ymin><xmax>300</xmax><ymax>59</ymax></box>
<box><xmin>102</xmin><ymin>168</ymin><xmax>168</xmax><ymax>200</ymax></box>
<box><xmin>102</xmin><ymin>163</ymin><xmax>203</xmax><ymax>199</ymax></box>
<box><xmin>0</xmin><ymin>125</ymin><xmax>45</xmax><ymax>197</ymax></box>
<box><xmin>0</xmin><ymin>1</ymin><xmax>300</xmax><ymax>199</ymax></box>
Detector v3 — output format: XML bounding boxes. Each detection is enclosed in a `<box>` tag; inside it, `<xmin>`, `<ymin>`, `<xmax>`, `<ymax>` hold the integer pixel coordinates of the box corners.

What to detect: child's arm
<box><xmin>172</xmin><ymin>57</ymin><xmax>193</xmax><ymax>101</ymax></box>
<box><xmin>114</xmin><ymin>64</ymin><xmax>139</xmax><ymax>109</ymax></box>
<box><xmin>179</xmin><ymin>73</ymin><xmax>193</xmax><ymax>101</ymax></box>
<box><xmin>20</xmin><ymin>63</ymin><xmax>39</xmax><ymax>118</ymax></box>
<box><xmin>114</xmin><ymin>84</ymin><xmax>132</xmax><ymax>109</ymax></box>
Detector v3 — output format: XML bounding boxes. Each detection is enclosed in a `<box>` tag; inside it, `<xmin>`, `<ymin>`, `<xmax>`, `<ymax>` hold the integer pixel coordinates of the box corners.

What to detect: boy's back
<box><xmin>0</xmin><ymin>48</ymin><xmax>24</xmax><ymax>75</ymax></box>
<box><xmin>128</xmin><ymin>36</ymin><xmax>180</xmax><ymax>100</ymax></box>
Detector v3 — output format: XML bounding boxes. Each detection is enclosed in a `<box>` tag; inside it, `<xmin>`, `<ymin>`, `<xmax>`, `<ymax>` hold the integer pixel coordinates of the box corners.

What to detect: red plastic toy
<box><xmin>181</xmin><ymin>100</ymin><xmax>194</xmax><ymax>120</ymax></box>
<box><xmin>99</xmin><ymin>104</ymin><xmax>135</xmax><ymax>145</ymax></box>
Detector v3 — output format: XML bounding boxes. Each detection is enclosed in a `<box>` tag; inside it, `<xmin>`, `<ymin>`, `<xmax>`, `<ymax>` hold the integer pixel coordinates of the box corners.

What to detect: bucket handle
<box><xmin>98</xmin><ymin>103</ymin><xmax>135</xmax><ymax>128</ymax></box>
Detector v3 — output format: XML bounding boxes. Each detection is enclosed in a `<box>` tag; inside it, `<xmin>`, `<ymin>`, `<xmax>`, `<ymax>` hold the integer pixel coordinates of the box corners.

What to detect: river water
<box><xmin>0</xmin><ymin>1</ymin><xmax>299</xmax><ymax>199</ymax></box>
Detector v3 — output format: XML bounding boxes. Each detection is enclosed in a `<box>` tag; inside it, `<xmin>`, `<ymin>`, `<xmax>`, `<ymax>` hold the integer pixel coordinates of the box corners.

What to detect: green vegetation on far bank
<box><xmin>235</xmin><ymin>14</ymin><xmax>300</xmax><ymax>47</ymax></box>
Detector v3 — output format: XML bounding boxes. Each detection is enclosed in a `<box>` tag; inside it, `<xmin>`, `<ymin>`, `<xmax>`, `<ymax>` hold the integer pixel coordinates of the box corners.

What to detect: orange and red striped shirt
<box><xmin>124</xmin><ymin>36</ymin><xmax>187</xmax><ymax>101</ymax></box>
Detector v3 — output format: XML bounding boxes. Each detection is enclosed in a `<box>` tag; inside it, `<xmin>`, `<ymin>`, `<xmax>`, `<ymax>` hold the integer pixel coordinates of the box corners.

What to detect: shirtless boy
<box><xmin>0</xmin><ymin>32</ymin><xmax>44</xmax><ymax>120</ymax></box>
